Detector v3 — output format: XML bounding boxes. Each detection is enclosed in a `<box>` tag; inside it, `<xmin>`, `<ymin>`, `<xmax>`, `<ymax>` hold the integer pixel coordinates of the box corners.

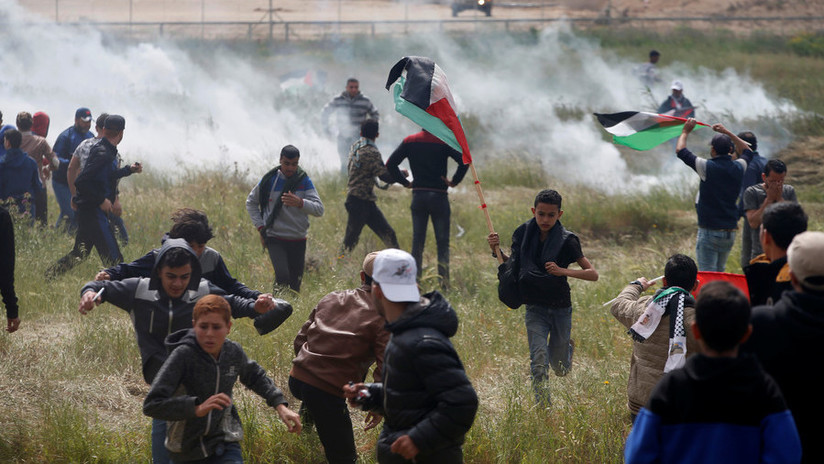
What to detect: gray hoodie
<box><xmin>144</xmin><ymin>328</ymin><xmax>287</xmax><ymax>462</ymax></box>
<box><xmin>80</xmin><ymin>239</ymin><xmax>285</xmax><ymax>383</ymax></box>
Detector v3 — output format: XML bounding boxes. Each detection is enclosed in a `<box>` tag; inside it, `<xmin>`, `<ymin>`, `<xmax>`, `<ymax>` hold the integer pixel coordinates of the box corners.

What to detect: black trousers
<box><xmin>265</xmin><ymin>236</ymin><xmax>305</xmax><ymax>292</ymax></box>
<box><xmin>48</xmin><ymin>208</ymin><xmax>122</xmax><ymax>277</ymax></box>
<box><xmin>289</xmin><ymin>376</ymin><xmax>357</xmax><ymax>464</ymax></box>
<box><xmin>342</xmin><ymin>196</ymin><xmax>399</xmax><ymax>252</ymax></box>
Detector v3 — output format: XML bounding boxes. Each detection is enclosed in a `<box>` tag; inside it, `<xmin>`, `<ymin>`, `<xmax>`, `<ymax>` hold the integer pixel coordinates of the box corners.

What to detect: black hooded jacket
<box><xmin>143</xmin><ymin>328</ymin><xmax>287</xmax><ymax>462</ymax></box>
<box><xmin>81</xmin><ymin>239</ymin><xmax>269</xmax><ymax>384</ymax></box>
<box><xmin>361</xmin><ymin>291</ymin><xmax>478</xmax><ymax>463</ymax></box>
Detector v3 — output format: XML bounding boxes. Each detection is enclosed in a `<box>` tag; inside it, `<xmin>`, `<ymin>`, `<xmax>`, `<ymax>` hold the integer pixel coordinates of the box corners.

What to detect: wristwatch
<box><xmin>629</xmin><ymin>280</ymin><xmax>645</xmax><ymax>290</ymax></box>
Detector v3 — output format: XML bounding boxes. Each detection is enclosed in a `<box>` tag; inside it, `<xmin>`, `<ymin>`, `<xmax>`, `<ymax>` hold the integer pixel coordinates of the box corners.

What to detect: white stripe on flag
<box><xmin>430</xmin><ymin>64</ymin><xmax>457</xmax><ymax>109</ymax></box>
<box><xmin>605</xmin><ymin>112</ymin><xmax>670</xmax><ymax>137</ymax></box>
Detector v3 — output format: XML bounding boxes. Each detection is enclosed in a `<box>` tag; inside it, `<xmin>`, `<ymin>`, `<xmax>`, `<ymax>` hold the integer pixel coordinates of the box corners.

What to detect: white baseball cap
<box><xmin>372</xmin><ymin>249</ymin><xmax>420</xmax><ymax>303</ymax></box>
<box><xmin>671</xmin><ymin>80</ymin><xmax>684</xmax><ymax>91</ymax></box>
<box><xmin>788</xmin><ymin>231</ymin><xmax>824</xmax><ymax>292</ymax></box>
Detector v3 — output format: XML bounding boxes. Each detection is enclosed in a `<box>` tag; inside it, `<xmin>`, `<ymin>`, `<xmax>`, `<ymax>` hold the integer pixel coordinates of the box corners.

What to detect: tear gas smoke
<box><xmin>0</xmin><ymin>1</ymin><xmax>798</xmax><ymax>193</ymax></box>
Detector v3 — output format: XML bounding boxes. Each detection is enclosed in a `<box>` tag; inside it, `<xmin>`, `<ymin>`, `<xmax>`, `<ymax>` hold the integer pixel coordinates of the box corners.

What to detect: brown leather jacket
<box><xmin>290</xmin><ymin>283</ymin><xmax>390</xmax><ymax>397</ymax></box>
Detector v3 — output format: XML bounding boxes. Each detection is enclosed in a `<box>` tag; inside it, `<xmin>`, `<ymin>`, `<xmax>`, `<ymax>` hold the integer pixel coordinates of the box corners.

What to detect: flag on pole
<box><xmin>594</xmin><ymin>111</ymin><xmax>703</xmax><ymax>151</ymax></box>
<box><xmin>385</xmin><ymin>56</ymin><xmax>472</xmax><ymax>164</ymax></box>
<box><xmin>692</xmin><ymin>271</ymin><xmax>750</xmax><ymax>302</ymax></box>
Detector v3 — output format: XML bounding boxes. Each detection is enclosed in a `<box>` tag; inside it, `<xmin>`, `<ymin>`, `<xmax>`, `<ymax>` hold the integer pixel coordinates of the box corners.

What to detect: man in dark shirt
<box><xmin>386</xmin><ymin>130</ymin><xmax>468</xmax><ymax>288</ymax></box>
<box><xmin>675</xmin><ymin>119</ymin><xmax>752</xmax><ymax>272</ymax></box>
<box><xmin>47</xmin><ymin>115</ymin><xmax>141</xmax><ymax>278</ymax></box>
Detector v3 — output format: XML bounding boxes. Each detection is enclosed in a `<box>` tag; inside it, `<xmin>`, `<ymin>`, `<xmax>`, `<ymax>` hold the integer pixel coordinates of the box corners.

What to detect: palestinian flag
<box><xmin>594</xmin><ymin>111</ymin><xmax>695</xmax><ymax>151</ymax></box>
<box><xmin>692</xmin><ymin>271</ymin><xmax>750</xmax><ymax>302</ymax></box>
<box><xmin>385</xmin><ymin>56</ymin><xmax>472</xmax><ymax>164</ymax></box>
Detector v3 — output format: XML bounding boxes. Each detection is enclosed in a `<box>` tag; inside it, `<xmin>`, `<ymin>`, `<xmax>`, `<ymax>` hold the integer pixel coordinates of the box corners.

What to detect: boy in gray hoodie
<box><xmin>144</xmin><ymin>295</ymin><xmax>301</xmax><ymax>463</ymax></box>
<box><xmin>78</xmin><ymin>239</ymin><xmax>293</xmax><ymax>463</ymax></box>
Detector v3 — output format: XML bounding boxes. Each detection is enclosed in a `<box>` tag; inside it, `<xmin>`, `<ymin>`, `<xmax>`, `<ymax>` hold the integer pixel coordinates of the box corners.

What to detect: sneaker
<box><xmin>253</xmin><ymin>300</ymin><xmax>293</xmax><ymax>335</ymax></box>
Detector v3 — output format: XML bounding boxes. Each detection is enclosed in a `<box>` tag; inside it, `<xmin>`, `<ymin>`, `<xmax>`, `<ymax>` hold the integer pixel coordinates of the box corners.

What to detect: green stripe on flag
<box><xmin>392</xmin><ymin>77</ymin><xmax>464</xmax><ymax>153</ymax></box>
<box><xmin>612</xmin><ymin>123</ymin><xmax>693</xmax><ymax>151</ymax></box>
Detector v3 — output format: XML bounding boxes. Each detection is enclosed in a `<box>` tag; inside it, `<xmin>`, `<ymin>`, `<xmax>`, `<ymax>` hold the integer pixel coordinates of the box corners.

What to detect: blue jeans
<box><xmin>411</xmin><ymin>190</ymin><xmax>451</xmax><ymax>287</ymax></box>
<box><xmin>152</xmin><ymin>418</ymin><xmax>171</xmax><ymax>464</ymax></box>
<box><xmin>174</xmin><ymin>442</ymin><xmax>243</xmax><ymax>464</ymax></box>
<box><xmin>696</xmin><ymin>227</ymin><xmax>736</xmax><ymax>272</ymax></box>
<box><xmin>52</xmin><ymin>179</ymin><xmax>76</xmax><ymax>232</ymax></box>
<box><xmin>525</xmin><ymin>305</ymin><xmax>573</xmax><ymax>404</ymax></box>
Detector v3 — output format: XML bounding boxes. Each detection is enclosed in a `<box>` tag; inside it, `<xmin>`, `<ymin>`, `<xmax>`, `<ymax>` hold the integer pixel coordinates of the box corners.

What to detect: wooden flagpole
<box><xmin>469</xmin><ymin>162</ymin><xmax>504</xmax><ymax>265</ymax></box>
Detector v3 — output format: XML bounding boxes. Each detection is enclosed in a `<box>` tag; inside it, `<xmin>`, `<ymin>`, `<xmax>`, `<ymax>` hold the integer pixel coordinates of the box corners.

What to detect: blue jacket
<box><xmin>52</xmin><ymin>125</ymin><xmax>92</xmax><ymax>184</ymax></box>
<box><xmin>0</xmin><ymin>147</ymin><xmax>42</xmax><ymax>216</ymax></box>
<box><xmin>738</xmin><ymin>151</ymin><xmax>766</xmax><ymax>216</ymax></box>
<box><xmin>0</xmin><ymin>124</ymin><xmax>14</xmax><ymax>158</ymax></box>
<box><xmin>625</xmin><ymin>354</ymin><xmax>801</xmax><ymax>464</ymax></box>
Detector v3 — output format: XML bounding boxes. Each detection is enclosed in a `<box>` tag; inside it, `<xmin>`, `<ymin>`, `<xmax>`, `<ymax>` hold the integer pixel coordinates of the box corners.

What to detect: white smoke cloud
<box><xmin>0</xmin><ymin>1</ymin><xmax>798</xmax><ymax>192</ymax></box>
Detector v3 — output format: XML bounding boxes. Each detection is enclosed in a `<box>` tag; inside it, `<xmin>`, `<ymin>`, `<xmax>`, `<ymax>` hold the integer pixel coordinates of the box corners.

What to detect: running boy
<box><xmin>624</xmin><ymin>281</ymin><xmax>801</xmax><ymax>464</ymax></box>
<box><xmin>144</xmin><ymin>295</ymin><xmax>301</xmax><ymax>463</ymax></box>
<box><xmin>487</xmin><ymin>189</ymin><xmax>598</xmax><ymax>405</ymax></box>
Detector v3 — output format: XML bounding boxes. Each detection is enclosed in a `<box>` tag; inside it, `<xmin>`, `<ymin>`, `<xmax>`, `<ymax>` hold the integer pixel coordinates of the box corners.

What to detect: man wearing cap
<box><xmin>343</xmin><ymin>248</ymin><xmax>478</xmax><ymax>463</ymax></box>
<box><xmin>52</xmin><ymin>108</ymin><xmax>94</xmax><ymax>233</ymax></box>
<box><xmin>47</xmin><ymin>115</ymin><xmax>142</xmax><ymax>278</ymax></box>
<box><xmin>658</xmin><ymin>80</ymin><xmax>695</xmax><ymax>118</ymax></box>
<box><xmin>16</xmin><ymin>111</ymin><xmax>58</xmax><ymax>226</ymax></box>
<box><xmin>742</xmin><ymin>231</ymin><xmax>824</xmax><ymax>464</ymax></box>
<box><xmin>289</xmin><ymin>251</ymin><xmax>390</xmax><ymax>464</ymax></box>
<box><xmin>676</xmin><ymin>119</ymin><xmax>753</xmax><ymax>272</ymax></box>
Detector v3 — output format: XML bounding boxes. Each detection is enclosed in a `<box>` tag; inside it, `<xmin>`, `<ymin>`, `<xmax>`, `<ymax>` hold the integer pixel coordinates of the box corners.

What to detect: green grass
<box><xmin>2</xmin><ymin>155</ymin><xmax>821</xmax><ymax>463</ymax></box>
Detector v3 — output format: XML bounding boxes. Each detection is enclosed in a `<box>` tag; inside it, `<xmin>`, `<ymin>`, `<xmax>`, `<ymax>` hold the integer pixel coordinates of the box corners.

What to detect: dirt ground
<box><xmin>19</xmin><ymin>0</ymin><xmax>824</xmax><ymax>24</ymax></box>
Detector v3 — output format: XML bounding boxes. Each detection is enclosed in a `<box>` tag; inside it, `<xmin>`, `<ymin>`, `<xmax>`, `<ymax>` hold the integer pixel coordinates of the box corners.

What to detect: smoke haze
<box><xmin>0</xmin><ymin>0</ymin><xmax>798</xmax><ymax>192</ymax></box>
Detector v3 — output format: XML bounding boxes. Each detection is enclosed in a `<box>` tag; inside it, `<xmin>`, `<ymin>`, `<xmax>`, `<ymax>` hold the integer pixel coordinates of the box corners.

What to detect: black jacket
<box><xmin>362</xmin><ymin>291</ymin><xmax>478</xmax><ymax>463</ymax></box>
<box><xmin>0</xmin><ymin>206</ymin><xmax>18</xmax><ymax>320</ymax></box>
<box><xmin>74</xmin><ymin>138</ymin><xmax>132</xmax><ymax>209</ymax></box>
<box><xmin>741</xmin><ymin>290</ymin><xmax>824</xmax><ymax>464</ymax></box>
<box><xmin>81</xmin><ymin>239</ymin><xmax>288</xmax><ymax>383</ymax></box>
<box><xmin>144</xmin><ymin>329</ymin><xmax>287</xmax><ymax>462</ymax></box>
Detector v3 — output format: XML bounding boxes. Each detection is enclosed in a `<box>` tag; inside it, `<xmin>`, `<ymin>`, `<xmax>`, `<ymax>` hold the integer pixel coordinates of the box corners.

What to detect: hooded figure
<box><xmin>80</xmin><ymin>238</ymin><xmax>292</xmax><ymax>384</ymax></box>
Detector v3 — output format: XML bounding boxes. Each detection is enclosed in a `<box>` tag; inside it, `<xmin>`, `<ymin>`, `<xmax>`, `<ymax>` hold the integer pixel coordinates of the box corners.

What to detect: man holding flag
<box><xmin>384</xmin><ymin>56</ymin><xmax>472</xmax><ymax>289</ymax></box>
<box><xmin>676</xmin><ymin>119</ymin><xmax>753</xmax><ymax>272</ymax></box>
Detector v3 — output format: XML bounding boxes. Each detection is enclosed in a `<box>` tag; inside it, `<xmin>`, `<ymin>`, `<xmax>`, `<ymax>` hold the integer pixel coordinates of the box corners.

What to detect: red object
<box><xmin>693</xmin><ymin>271</ymin><xmax>750</xmax><ymax>302</ymax></box>
<box><xmin>32</xmin><ymin>112</ymin><xmax>50</xmax><ymax>137</ymax></box>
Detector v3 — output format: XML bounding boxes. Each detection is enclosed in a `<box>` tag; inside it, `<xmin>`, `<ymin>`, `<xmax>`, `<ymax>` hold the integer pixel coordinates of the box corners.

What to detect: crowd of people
<box><xmin>1</xmin><ymin>73</ymin><xmax>823</xmax><ymax>464</ymax></box>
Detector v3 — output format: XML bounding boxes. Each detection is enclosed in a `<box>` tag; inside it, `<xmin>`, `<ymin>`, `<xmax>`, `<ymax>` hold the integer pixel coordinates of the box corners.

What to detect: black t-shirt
<box><xmin>515</xmin><ymin>227</ymin><xmax>584</xmax><ymax>309</ymax></box>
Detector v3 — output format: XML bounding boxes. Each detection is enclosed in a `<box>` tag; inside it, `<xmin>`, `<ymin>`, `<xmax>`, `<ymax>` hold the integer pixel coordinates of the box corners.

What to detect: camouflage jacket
<box><xmin>346</xmin><ymin>139</ymin><xmax>394</xmax><ymax>202</ymax></box>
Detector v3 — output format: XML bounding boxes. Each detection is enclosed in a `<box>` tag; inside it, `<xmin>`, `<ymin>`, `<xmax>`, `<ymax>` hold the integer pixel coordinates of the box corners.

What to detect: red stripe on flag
<box><xmin>692</xmin><ymin>271</ymin><xmax>750</xmax><ymax>302</ymax></box>
<box><xmin>426</xmin><ymin>98</ymin><xmax>472</xmax><ymax>164</ymax></box>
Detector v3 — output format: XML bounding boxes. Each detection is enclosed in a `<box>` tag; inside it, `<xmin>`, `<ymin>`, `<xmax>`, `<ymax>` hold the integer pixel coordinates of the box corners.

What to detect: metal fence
<box><xmin>46</xmin><ymin>15</ymin><xmax>824</xmax><ymax>42</ymax></box>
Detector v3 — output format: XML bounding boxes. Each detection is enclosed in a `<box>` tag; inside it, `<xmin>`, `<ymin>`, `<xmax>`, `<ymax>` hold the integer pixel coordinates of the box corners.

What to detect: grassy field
<box><xmin>2</xmin><ymin>29</ymin><xmax>824</xmax><ymax>463</ymax></box>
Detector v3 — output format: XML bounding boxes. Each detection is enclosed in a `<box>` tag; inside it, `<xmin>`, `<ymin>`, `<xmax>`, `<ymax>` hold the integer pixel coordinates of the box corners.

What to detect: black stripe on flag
<box><xmin>594</xmin><ymin>111</ymin><xmax>639</xmax><ymax>128</ymax></box>
<box><xmin>386</xmin><ymin>56</ymin><xmax>436</xmax><ymax>110</ymax></box>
